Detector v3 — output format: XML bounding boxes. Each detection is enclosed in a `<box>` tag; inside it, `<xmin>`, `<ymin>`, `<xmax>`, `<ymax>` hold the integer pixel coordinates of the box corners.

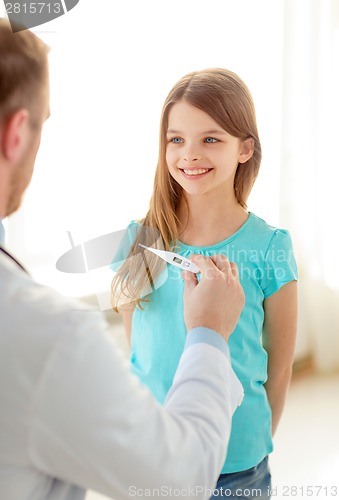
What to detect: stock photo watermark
<box><xmin>3</xmin><ymin>0</ymin><xmax>80</xmax><ymax>32</ymax></box>
<box><xmin>55</xmin><ymin>226</ymin><xmax>296</xmax><ymax>311</ymax></box>
<box><xmin>128</xmin><ymin>484</ymin><xmax>339</xmax><ymax>497</ymax></box>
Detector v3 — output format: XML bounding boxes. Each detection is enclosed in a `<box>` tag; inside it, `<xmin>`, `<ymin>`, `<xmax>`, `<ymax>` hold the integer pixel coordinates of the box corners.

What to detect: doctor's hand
<box><xmin>182</xmin><ymin>254</ymin><xmax>245</xmax><ymax>342</ymax></box>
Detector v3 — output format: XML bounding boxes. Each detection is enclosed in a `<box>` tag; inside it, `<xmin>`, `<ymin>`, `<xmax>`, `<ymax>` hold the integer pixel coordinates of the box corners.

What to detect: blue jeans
<box><xmin>210</xmin><ymin>456</ymin><xmax>272</xmax><ymax>499</ymax></box>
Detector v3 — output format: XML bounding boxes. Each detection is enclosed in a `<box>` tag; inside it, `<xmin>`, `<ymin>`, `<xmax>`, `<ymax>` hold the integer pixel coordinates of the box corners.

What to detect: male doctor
<box><xmin>0</xmin><ymin>18</ymin><xmax>244</xmax><ymax>500</ymax></box>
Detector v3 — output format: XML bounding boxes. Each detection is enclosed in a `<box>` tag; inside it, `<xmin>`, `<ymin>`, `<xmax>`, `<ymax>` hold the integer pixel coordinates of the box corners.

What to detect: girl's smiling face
<box><xmin>166</xmin><ymin>100</ymin><xmax>253</xmax><ymax>200</ymax></box>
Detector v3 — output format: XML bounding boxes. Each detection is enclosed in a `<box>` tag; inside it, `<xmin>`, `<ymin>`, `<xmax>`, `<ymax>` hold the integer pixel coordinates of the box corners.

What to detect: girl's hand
<box><xmin>182</xmin><ymin>254</ymin><xmax>245</xmax><ymax>341</ymax></box>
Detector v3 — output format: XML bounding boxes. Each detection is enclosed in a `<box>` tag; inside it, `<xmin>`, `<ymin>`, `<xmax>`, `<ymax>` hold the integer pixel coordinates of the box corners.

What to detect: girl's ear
<box><xmin>2</xmin><ymin>109</ymin><xmax>30</xmax><ymax>163</ymax></box>
<box><xmin>239</xmin><ymin>138</ymin><xmax>255</xmax><ymax>164</ymax></box>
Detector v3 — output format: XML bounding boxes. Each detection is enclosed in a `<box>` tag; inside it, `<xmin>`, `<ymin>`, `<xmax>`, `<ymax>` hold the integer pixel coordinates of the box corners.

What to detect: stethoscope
<box><xmin>0</xmin><ymin>246</ymin><xmax>29</xmax><ymax>274</ymax></box>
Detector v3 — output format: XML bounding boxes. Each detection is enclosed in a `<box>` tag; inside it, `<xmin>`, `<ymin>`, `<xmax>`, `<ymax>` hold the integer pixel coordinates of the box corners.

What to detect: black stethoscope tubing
<box><xmin>0</xmin><ymin>246</ymin><xmax>29</xmax><ymax>275</ymax></box>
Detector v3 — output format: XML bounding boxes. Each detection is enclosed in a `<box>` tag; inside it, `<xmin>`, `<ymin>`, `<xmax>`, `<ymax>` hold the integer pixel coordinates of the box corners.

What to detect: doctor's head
<box><xmin>0</xmin><ymin>18</ymin><xmax>49</xmax><ymax>218</ymax></box>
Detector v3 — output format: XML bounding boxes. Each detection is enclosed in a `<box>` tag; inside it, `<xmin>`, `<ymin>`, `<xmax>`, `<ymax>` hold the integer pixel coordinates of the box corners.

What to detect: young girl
<box><xmin>111</xmin><ymin>68</ymin><xmax>298</xmax><ymax>499</ymax></box>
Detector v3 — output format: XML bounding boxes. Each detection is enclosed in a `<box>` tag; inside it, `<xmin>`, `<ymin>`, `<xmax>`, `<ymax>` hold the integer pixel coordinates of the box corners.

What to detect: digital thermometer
<box><xmin>138</xmin><ymin>244</ymin><xmax>200</xmax><ymax>274</ymax></box>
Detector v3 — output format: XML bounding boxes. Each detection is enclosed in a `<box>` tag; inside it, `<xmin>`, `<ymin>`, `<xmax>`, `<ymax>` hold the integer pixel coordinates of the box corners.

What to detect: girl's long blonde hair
<box><xmin>111</xmin><ymin>68</ymin><xmax>262</xmax><ymax>311</ymax></box>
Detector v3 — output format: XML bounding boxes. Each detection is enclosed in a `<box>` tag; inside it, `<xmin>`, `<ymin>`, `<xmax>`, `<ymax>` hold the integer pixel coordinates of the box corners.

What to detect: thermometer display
<box><xmin>138</xmin><ymin>244</ymin><xmax>200</xmax><ymax>274</ymax></box>
<box><xmin>173</xmin><ymin>256</ymin><xmax>183</xmax><ymax>265</ymax></box>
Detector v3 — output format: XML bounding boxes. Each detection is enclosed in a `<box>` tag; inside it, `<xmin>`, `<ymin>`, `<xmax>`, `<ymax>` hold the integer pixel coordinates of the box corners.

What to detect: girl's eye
<box><xmin>204</xmin><ymin>137</ymin><xmax>218</xmax><ymax>143</ymax></box>
<box><xmin>170</xmin><ymin>137</ymin><xmax>183</xmax><ymax>144</ymax></box>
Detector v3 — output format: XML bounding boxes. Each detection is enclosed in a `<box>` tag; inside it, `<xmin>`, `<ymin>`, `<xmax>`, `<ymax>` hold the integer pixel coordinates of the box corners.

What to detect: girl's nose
<box><xmin>183</xmin><ymin>151</ymin><xmax>202</xmax><ymax>162</ymax></box>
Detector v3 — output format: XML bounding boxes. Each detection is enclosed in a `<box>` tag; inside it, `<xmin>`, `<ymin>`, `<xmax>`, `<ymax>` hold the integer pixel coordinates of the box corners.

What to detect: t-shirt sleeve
<box><xmin>261</xmin><ymin>229</ymin><xmax>298</xmax><ymax>298</ymax></box>
<box><xmin>110</xmin><ymin>220</ymin><xmax>140</xmax><ymax>273</ymax></box>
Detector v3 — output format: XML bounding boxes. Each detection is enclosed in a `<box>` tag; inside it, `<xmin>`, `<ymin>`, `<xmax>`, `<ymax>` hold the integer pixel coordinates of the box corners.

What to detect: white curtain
<box><xmin>281</xmin><ymin>0</ymin><xmax>339</xmax><ymax>372</ymax></box>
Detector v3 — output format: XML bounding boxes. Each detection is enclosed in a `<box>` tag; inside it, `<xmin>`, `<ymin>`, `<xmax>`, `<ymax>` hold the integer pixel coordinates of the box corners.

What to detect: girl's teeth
<box><xmin>183</xmin><ymin>169</ymin><xmax>210</xmax><ymax>176</ymax></box>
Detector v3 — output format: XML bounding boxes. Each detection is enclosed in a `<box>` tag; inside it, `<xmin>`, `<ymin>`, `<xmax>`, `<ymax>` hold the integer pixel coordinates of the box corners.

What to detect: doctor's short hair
<box><xmin>0</xmin><ymin>18</ymin><xmax>49</xmax><ymax>125</ymax></box>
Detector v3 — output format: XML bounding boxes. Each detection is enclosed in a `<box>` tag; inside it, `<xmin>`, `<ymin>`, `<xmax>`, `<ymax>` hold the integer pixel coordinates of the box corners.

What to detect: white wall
<box><xmin>2</xmin><ymin>0</ymin><xmax>285</xmax><ymax>296</ymax></box>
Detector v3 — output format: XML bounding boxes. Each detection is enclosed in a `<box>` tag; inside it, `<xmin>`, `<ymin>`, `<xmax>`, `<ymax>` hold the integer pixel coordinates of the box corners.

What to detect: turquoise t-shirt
<box><xmin>113</xmin><ymin>213</ymin><xmax>298</xmax><ymax>473</ymax></box>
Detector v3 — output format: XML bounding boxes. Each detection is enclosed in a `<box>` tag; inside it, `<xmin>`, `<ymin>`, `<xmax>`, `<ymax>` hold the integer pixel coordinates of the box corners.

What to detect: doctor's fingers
<box><xmin>208</xmin><ymin>254</ymin><xmax>235</xmax><ymax>281</ymax></box>
<box><xmin>208</xmin><ymin>255</ymin><xmax>241</xmax><ymax>285</ymax></box>
<box><xmin>229</xmin><ymin>261</ymin><xmax>240</xmax><ymax>280</ymax></box>
<box><xmin>190</xmin><ymin>254</ymin><xmax>219</xmax><ymax>278</ymax></box>
<box><xmin>182</xmin><ymin>269</ymin><xmax>198</xmax><ymax>290</ymax></box>
<box><xmin>191</xmin><ymin>254</ymin><xmax>239</xmax><ymax>283</ymax></box>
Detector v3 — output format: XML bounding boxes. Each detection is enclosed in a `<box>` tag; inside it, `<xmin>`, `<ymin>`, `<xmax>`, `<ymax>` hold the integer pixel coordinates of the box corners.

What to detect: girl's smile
<box><xmin>179</xmin><ymin>167</ymin><xmax>213</xmax><ymax>180</ymax></box>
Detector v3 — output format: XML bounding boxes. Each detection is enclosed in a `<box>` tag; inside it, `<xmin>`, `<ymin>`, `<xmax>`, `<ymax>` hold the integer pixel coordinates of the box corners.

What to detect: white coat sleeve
<box><xmin>30</xmin><ymin>310</ymin><xmax>243</xmax><ymax>500</ymax></box>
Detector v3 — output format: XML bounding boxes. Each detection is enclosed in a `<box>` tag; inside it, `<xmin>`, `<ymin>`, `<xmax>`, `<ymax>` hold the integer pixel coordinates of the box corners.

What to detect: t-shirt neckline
<box><xmin>177</xmin><ymin>212</ymin><xmax>253</xmax><ymax>251</ymax></box>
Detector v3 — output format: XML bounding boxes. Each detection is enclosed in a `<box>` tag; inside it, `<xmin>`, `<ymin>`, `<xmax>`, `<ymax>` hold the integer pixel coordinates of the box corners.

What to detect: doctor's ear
<box><xmin>2</xmin><ymin>109</ymin><xmax>30</xmax><ymax>163</ymax></box>
<box><xmin>238</xmin><ymin>138</ymin><xmax>255</xmax><ymax>164</ymax></box>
